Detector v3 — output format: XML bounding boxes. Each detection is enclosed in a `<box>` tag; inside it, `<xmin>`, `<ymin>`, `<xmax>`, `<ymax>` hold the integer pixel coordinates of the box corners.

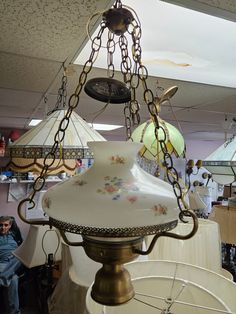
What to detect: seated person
<box><xmin>0</xmin><ymin>216</ymin><xmax>23</xmax><ymax>314</ymax></box>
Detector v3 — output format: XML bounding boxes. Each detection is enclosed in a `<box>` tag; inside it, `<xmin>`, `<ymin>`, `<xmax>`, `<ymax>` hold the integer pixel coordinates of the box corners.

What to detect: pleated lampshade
<box><xmin>145</xmin><ymin>219</ymin><xmax>224</xmax><ymax>275</ymax></box>
<box><xmin>7</xmin><ymin>109</ymin><xmax>106</xmax><ymax>175</ymax></box>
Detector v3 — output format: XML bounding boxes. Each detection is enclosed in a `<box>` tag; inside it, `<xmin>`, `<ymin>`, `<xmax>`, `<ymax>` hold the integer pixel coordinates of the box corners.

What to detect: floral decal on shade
<box><xmin>126</xmin><ymin>195</ymin><xmax>138</xmax><ymax>203</ymax></box>
<box><xmin>110</xmin><ymin>155</ymin><xmax>126</xmax><ymax>164</ymax></box>
<box><xmin>43</xmin><ymin>196</ymin><xmax>51</xmax><ymax>209</ymax></box>
<box><xmin>152</xmin><ymin>204</ymin><xmax>168</xmax><ymax>216</ymax></box>
<box><xmin>73</xmin><ymin>179</ymin><xmax>87</xmax><ymax>186</ymax></box>
<box><xmin>97</xmin><ymin>176</ymin><xmax>139</xmax><ymax>202</ymax></box>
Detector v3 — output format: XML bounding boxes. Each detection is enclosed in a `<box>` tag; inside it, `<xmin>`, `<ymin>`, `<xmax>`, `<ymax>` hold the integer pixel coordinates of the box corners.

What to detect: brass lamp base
<box><xmin>91</xmin><ymin>264</ymin><xmax>134</xmax><ymax>305</ymax></box>
<box><xmin>83</xmin><ymin>236</ymin><xmax>143</xmax><ymax>305</ymax></box>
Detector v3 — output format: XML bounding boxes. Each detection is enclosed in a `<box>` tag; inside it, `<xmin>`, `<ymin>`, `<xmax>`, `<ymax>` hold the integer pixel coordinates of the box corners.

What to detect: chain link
<box><xmin>124</xmin><ymin>102</ymin><xmax>132</xmax><ymax>140</ymax></box>
<box><xmin>24</xmin><ymin>22</ymin><xmax>105</xmax><ymax>206</ymax></box>
<box><xmin>47</xmin><ymin>74</ymin><xmax>68</xmax><ymax>116</ymax></box>
<box><xmin>114</xmin><ymin>0</ymin><xmax>122</xmax><ymax>8</ymax></box>
<box><xmin>119</xmin><ymin>33</ymin><xmax>141</xmax><ymax>133</ymax></box>
<box><xmin>21</xmin><ymin>4</ymin><xmax>190</xmax><ymax>224</ymax></box>
<box><xmin>107</xmin><ymin>31</ymin><xmax>115</xmax><ymax>78</ymax></box>
<box><xmin>126</xmin><ymin>16</ymin><xmax>189</xmax><ymax>220</ymax></box>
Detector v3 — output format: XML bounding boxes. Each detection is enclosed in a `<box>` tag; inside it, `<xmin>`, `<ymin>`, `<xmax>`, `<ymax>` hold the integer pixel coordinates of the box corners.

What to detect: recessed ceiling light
<box><xmin>88</xmin><ymin>123</ymin><xmax>123</xmax><ymax>131</ymax></box>
<box><xmin>29</xmin><ymin>119</ymin><xmax>42</xmax><ymax>126</ymax></box>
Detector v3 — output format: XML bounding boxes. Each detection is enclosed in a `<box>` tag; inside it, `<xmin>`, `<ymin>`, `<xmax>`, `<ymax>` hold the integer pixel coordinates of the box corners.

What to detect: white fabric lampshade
<box><xmin>13</xmin><ymin>225</ymin><xmax>61</xmax><ymax>268</ymax></box>
<box><xmin>86</xmin><ymin>260</ymin><xmax>236</xmax><ymax>314</ymax></box>
<box><xmin>146</xmin><ymin>219</ymin><xmax>223</xmax><ymax>274</ymax></box>
<box><xmin>48</xmin><ymin>233</ymin><xmax>100</xmax><ymax>314</ymax></box>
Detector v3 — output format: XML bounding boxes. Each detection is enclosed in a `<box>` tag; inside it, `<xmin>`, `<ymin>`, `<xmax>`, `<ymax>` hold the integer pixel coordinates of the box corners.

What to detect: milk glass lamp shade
<box><xmin>131</xmin><ymin>119</ymin><xmax>185</xmax><ymax>160</ymax></box>
<box><xmin>42</xmin><ymin>141</ymin><xmax>179</xmax><ymax>237</ymax></box>
<box><xmin>8</xmin><ymin>109</ymin><xmax>106</xmax><ymax>175</ymax></box>
<box><xmin>203</xmin><ymin>136</ymin><xmax>236</xmax><ymax>185</ymax></box>
<box><xmin>13</xmin><ymin>225</ymin><xmax>61</xmax><ymax>268</ymax></box>
<box><xmin>86</xmin><ymin>260</ymin><xmax>236</xmax><ymax>314</ymax></box>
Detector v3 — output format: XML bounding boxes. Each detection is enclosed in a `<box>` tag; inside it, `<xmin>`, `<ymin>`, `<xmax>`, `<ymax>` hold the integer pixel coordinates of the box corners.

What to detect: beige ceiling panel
<box><xmin>0</xmin><ymin>0</ymin><xmax>114</xmax><ymax>62</ymax></box>
<box><xmin>0</xmin><ymin>52</ymin><xmax>61</xmax><ymax>92</ymax></box>
<box><xmin>197</xmin><ymin>94</ymin><xmax>236</xmax><ymax>115</ymax></box>
<box><xmin>162</xmin><ymin>107</ymin><xmax>224</xmax><ymax>124</ymax></box>
<box><xmin>0</xmin><ymin>116</ymin><xmax>30</xmax><ymax>129</ymax></box>
<box><xmin>0</xmin><ymin>88</ymin><xmax>42</xmax><ymax>108</ymax></box>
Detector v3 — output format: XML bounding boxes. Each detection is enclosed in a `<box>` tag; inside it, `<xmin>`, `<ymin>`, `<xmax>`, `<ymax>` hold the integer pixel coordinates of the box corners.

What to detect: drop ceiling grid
<box><xmin>0</xmin><ymin>0</ymin><xmax>114</xmax><ymax>61</ymax></box>
<box><xmin>0</xmin><ymin>52</ymin><xmax>61</xmax><ymax>92</ymax></box>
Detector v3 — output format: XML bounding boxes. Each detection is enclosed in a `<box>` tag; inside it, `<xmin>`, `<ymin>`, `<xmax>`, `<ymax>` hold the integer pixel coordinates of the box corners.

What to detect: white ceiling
<box><xmin>0</xmin><ymin>0</ymin><xmax>236</xmax><ymax>143</ymax></box>
<box><xmin>77</xmin><ymin>0</ymin><xmax>236</xmax><ymax>88</ymax></box>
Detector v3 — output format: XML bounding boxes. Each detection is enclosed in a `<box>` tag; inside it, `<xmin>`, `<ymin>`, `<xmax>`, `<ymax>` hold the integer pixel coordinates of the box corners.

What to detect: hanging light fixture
<box><xmin>203</xmin><ymin>135</ymin><xmax>236</xmax><ymax>185</ymax></box>
<box><xmin>7</xmin><ymin>73</ymin><xmax>105</xmax><ymax>175</ymax></box>
<box><xmin>131</xmin><ymin>118</ymin><xmax>185</xmax><ymax>161</ymax></box>
<box><xmin>18</xmin><ymin>0</ymin><xmax>198</xmax><ymax>306</ymax></box>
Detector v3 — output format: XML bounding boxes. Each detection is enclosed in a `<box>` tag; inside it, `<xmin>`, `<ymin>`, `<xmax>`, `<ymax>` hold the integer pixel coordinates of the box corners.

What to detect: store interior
<box><xmin>1</xmin><ymin>1</ymin><xmax>236</xmax><ymax>313</ymax></box>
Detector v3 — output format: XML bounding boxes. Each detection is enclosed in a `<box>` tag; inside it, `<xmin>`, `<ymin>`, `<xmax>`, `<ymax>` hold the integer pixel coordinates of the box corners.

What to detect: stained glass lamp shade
<box><xmin>8</xmin><ymin>109</ymin><xmax>105</xmax><ymax>175</ymax></box>
<box><xmin>203</xmin><ymin>136</ymin><xmax>236</xmax><ymax>185</ymax></box>
<box><xmin>131</xmin><ymin>119</ymin><xmax>185</xmax><ymax>160</ymax></box>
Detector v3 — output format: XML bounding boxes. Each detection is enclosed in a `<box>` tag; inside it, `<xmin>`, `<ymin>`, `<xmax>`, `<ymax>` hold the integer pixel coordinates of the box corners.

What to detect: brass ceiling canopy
<box><xmin>103</xmin><ymin>7</ymin><xmax>134</xmax><ymax>35</ymax></box>
<box><xmin>18</xmin><ymin>0</ymin><xmax>198</xmax><ymax>306</ymax></box>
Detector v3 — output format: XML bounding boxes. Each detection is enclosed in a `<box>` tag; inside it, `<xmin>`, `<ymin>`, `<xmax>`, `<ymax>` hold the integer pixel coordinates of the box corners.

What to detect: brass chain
<box><xmin>21</xmin><ymin>4</ymin><xmax>189</xmax><ymax>222</ymax></box>
<box><xmin>47</xmin><ymin>74</ymin><xmax>68</xmax><ymax>116</ymax></box>
<box><xmin>119</xmin><ymin>34</ymin><xmax>140</xmax><ymax>138</ymax></box>
<box><xmin>123</xmin><ymin>102</ymin><xmax>132</xmax><ymax>140</ymax></box>
<box><xmin>114</xmin><ymin>0</ymin><xmax>122</xmax><ymax>9</ymax></box>
<box><xmin>21</xmin><ymin>22</ymin><xmax>106</xmax><ymax>210</ymax></box>
<box><xmin>107</xmin><ymin>31</ymin><xmax>115</xmax><ymax>78</ymax></box>
<box><xmin>126</xmin><ymin>16</ymin><xmax>189</xmax><ymax>220</ymax></box>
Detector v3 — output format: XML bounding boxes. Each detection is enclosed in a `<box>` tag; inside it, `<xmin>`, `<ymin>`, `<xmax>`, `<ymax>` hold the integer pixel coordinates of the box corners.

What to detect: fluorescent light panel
<box><xmin>29</xmin><ymin>119</ymin><xmax>42</xmax><ymax>126</ymax></box>
<box><xmin>89</xmin><ymin>123</ymin><xmax>123</xmax><ymax>131</ymax></box>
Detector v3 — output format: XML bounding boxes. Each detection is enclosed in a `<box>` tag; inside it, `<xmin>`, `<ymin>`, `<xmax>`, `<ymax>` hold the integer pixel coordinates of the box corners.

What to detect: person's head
<box><xmin>0</xmin><ymin>216</ymin><xmax>12</xmax><ymax>235</ymax></box>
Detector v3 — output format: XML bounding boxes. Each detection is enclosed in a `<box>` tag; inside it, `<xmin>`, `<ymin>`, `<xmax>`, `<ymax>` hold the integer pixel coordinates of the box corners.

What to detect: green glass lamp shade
<box><xmin>130</xmin><ymin>119</ymin><xmax>185</xmax><ymax>160</ymax></box>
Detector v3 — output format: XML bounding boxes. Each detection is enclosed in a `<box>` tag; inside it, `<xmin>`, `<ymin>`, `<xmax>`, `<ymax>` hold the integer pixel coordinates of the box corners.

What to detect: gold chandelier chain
<box><xmin>124</xmin><ymin>103</ymin><xmax>133</xmax><ymax>140</ymax></box>
<box><xmin>127</xmin><ymin>17</ymin><xmax>189</xmax><ymax>218</ymax></box>
<box><xmin>120</xmin><ymin>34</ymin><xmax>140</xmax><ymax>137</ymax></box>
<box><xmin>18</xmin><ymin>22</ymin><xmax>105</xmax><ymax>211</ymax></box>
<box><xmin>19</xmin><ymin>5</ymin><xmax>190</xmax><ymax>222</ymax></box>
<box><xmin>107</xmin><ymin>30</ymin><xmax>115</xmax><ymax>78</ymax></box>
